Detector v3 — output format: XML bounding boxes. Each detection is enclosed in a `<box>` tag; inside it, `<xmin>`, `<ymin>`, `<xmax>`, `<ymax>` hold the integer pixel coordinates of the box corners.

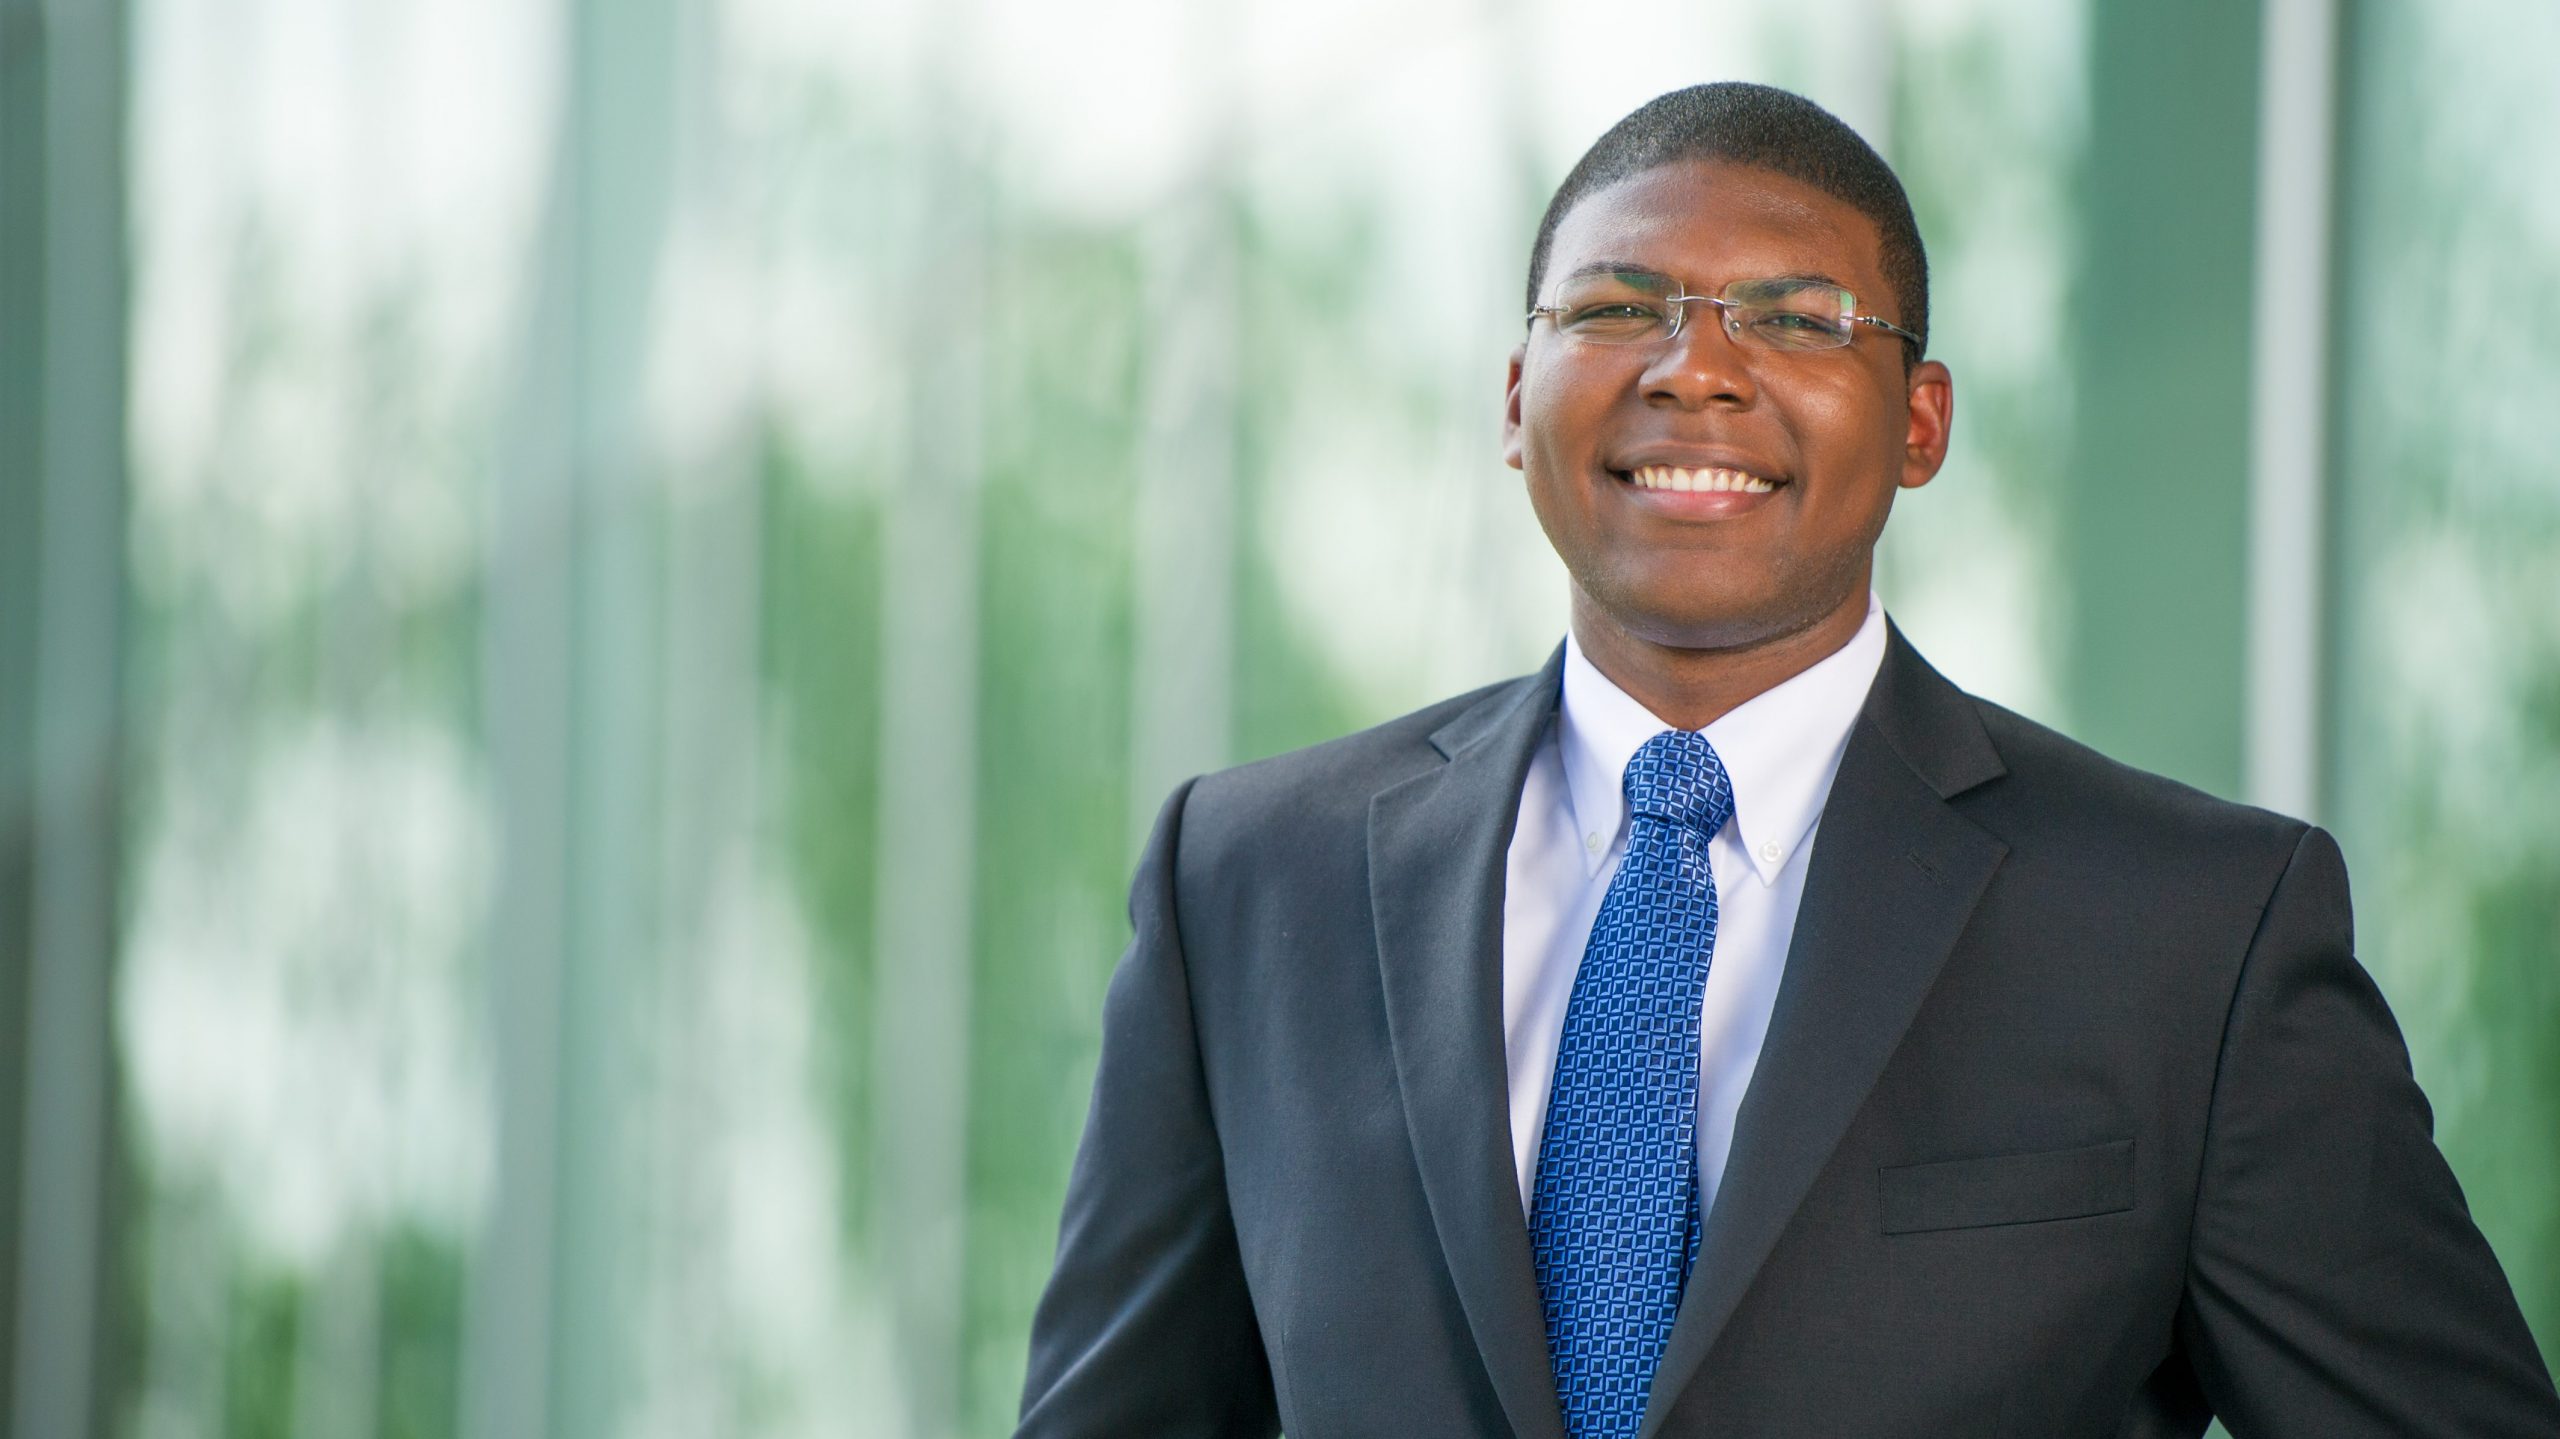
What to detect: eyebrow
<box><xmin>1758</xmin><ymin>270</ymin><xmax>1854</xmax><ymax>292</ymax></box>
<box><xmin>1558</xmin><ymin>260</ymin><xmax>1673</xmax><ymax>284</ymax></box>
<box><xmin>1557</xmin><ymin>261</ymin><xmax>1857</xmax><ymax>294</ymax></box>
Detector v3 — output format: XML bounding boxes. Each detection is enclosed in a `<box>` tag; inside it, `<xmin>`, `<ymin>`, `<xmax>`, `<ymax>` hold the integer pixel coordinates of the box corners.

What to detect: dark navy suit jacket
<box><xmin>1018</xmin><ymin>628</ymin><xmax>2560</xmax><ymax>1437</ymax></box>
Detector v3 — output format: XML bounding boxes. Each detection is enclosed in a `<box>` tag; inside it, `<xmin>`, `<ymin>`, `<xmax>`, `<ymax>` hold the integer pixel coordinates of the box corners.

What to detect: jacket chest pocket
<box><xmin>1879</xmin><ymin>1138</ymin><xmax>2135</xmax><ymax>1234</ymax></box>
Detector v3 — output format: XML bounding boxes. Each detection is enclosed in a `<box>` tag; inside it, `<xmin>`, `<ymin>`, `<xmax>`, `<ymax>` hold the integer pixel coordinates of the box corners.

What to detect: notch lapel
<box><xmin>1638</xmin><ymin>629</ymin><xmax>2011</xmax><ymax>1438</ymax></box>
<box><xmin>1371</xmin><ymin>648</ymin><xmax>1569</xmax><ymax>1439</ymax></box>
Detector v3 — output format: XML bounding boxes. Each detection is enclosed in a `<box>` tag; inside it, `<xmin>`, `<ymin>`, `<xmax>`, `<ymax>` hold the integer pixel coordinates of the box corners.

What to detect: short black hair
<box><xmin>1525</xmin><ymin>82</ymin><xmax>1929</xmax><ymax>360</ymax></box>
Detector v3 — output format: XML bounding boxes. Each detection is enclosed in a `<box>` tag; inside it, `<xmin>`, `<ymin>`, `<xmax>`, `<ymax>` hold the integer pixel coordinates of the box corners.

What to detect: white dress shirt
<box><xmin>1501</xmin><ymin>593</ymin><xmax>1888</xmax><ymax>1222</ymax></box>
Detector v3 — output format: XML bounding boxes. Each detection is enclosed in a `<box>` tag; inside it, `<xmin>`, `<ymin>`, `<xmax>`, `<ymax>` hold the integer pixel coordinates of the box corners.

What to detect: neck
<box><xmin>1570</xmin><ymin>587</ymin><xmax>1872</xmax><ymax>732</ymax></box>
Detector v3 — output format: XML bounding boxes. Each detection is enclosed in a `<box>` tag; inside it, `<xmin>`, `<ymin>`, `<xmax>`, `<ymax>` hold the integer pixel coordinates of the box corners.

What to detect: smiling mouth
<box><xmin>1613</xmin><ymin>464</ymin><xmax>1785</xmax><ymax>494</ymax></box>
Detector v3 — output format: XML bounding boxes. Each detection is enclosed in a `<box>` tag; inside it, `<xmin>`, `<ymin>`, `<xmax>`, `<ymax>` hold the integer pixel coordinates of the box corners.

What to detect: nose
<box><xmin>1639</xmin><ymin>302</ymin><xmax>1756</xmax><ymax>411</ymax></box>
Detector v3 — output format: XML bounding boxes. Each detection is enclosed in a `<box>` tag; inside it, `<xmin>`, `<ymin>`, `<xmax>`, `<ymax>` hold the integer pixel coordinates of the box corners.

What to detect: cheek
<box><xmin>1520</xmin><ymin>363</ymin><xmax>1616</xmax><ymax>459</ymax></box>
<box><xmin>1785</xmin><ymin>380</ymin><xmax>1904</xmax><ymax>478</ymax></box>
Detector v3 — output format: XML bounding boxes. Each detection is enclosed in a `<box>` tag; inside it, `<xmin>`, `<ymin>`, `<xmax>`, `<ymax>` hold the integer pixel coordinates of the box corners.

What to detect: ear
<box><xmin>1501</xmin><ymin>344</ymin><xmax>1528</xmax><ymax>471</ymax></box>
<box><xmin>1898</xmin><ymin>358</ymin><xmax>1953</xmax><ymax>490</ymax></box>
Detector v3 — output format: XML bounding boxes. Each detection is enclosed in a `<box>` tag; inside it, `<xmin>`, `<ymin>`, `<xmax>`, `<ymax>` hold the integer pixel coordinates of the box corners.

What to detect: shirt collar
<box><xmin>1557</xmin><ymin>592</ymin><xmax>1889</xmax><ymax>884</ymax></box>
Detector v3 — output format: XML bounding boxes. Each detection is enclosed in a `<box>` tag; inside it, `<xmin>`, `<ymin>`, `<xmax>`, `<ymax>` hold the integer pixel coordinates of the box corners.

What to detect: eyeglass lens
<box><xmin>1547</xmin><ymin>271</ymin><xmax>1859</xmax><ymax>350</ymax></box>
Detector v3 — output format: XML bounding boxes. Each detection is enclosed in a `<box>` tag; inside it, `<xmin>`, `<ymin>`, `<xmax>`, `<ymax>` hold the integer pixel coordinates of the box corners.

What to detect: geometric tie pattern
<box><xmin>1530</xmin><ymin>729</ymin><xmax>1734</xmax><ymax>1439</ymax></box>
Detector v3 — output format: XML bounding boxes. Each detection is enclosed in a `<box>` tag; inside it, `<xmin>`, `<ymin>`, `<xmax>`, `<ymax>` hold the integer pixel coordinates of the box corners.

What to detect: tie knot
<box><xmin>1623</xmin><ymin>729</ymin><xmax>1733</xmax><ymax>836</ymax></box>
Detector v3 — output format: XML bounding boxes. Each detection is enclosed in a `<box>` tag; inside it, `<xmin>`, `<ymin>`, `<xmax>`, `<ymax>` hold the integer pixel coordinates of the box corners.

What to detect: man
<box><xmin>1016</xmin><ymin>83</ymin><xmax>2560</xmax><ymax>1438</ymax></box>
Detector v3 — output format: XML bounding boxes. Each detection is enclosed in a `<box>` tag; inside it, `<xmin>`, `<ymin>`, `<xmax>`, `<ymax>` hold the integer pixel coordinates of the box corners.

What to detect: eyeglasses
<box><xmin>1527</xmin><ymin>270</ymin><xmax>1921</xmax><ymax>353</ymax></box>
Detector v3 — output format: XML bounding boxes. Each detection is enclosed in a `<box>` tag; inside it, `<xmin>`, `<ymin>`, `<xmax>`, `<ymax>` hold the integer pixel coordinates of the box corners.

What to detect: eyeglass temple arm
<box><xmin>1854</xmin><ymin>314</ymin><xmax>1923</xmax><ymax>344</ymax></box>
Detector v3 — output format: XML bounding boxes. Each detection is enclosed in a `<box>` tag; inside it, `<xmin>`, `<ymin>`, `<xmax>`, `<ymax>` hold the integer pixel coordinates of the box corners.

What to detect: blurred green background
<box><xmin>3</xmin><ymin>0</ymin><xmax>2554</xmax><ymax>1434</ymax></box>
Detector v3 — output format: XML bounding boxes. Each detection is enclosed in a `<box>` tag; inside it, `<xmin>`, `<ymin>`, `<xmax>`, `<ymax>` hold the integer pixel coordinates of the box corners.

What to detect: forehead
<box><xmin>1545</xmin><ymin>159</ymin><xmax>1888</xmax><ymax>299</ymax></box>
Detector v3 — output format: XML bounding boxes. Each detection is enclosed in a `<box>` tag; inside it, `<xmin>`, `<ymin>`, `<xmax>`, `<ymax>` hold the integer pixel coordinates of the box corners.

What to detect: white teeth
<box><xmin>1629</xmin><ymin>465</ymin><xmax>1777</xmax><ymax>494</ymax></box>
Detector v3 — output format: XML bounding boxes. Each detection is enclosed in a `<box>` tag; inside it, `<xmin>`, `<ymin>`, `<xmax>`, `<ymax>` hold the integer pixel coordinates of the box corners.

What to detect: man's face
<box><xmin>1503</xmin><ymin>159</ymin><xmax>1953</xmax><ymax>655</ymax></box>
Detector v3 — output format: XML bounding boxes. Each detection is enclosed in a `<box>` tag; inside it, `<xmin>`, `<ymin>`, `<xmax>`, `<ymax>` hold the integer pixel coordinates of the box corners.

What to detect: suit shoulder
<box><xmin>1959</xmin><ymin>695</ymin><xmax>2312</xmax><ymax>884</ymax></box>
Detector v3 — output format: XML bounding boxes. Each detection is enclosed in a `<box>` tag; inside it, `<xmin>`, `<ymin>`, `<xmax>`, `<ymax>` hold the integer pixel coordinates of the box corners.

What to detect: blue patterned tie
<box><xmin>1531</xmin><ymin>728</ymin><xmax>1734</xmax><ymax>1438</ymax></box>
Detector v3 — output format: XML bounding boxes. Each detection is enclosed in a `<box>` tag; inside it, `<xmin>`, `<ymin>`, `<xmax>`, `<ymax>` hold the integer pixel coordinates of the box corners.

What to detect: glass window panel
<box><xmin>2328</xmin><ymin>0</ymin><xmax>2560</xmax><ymax>1368</ymax></box>
<box><xmin>121</xmin><ymin>0</ymin><xmax>559</xmax><ymax>1434</ymax></box>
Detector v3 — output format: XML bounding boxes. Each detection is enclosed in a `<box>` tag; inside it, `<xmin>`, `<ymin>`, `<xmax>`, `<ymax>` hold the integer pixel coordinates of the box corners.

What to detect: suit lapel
<box><xmin>1638</xmin><ymin>627</ymin><xmax>2010</xmax><ymax>1438</ymax></box>
<box><xmin>1371</xmin><ymin>647</ymin><xmax>1569</xmax><ymax>1439</ymax></box>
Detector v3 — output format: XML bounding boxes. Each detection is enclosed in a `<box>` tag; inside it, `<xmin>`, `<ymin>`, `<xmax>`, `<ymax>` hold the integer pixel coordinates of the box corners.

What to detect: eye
<box><xmin>1563</xmin><ymin>301</ymin><xmax>1670</xmax><ymax>341</ymax></box>
<box><xmin>1741</xmin><ymin>308</ymin><xmax>1848</xmax><ymax>350</ymax></box>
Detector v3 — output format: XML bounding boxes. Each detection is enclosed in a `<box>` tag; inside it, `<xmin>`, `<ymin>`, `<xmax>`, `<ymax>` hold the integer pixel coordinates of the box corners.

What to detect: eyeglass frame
<box><xmin>1525</xmin><ymin>271</ymin><xmax>1923</xmax><ymax>353</ymax></box>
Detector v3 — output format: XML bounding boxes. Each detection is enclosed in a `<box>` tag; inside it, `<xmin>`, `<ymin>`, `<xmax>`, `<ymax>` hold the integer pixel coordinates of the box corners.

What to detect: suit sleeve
<box><xmin>2180</xmin><ymin>825</ymin><xmax>2560</xmax><ymax>1436</ymax></box>
<box><xmin>1015</xmin><ymin>780</ymin><xmax>1281</xmax><ymax>1439</ymax></box>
